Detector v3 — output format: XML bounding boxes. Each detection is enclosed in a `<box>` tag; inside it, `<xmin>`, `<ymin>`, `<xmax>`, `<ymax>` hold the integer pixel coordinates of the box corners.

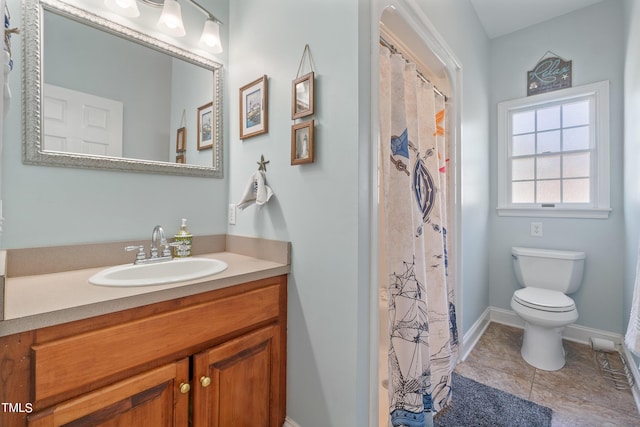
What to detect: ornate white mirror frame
<box><xmin>22</xmin><ymin>0</ymin><xmax>224</xmax><ymax>177</ymax></box>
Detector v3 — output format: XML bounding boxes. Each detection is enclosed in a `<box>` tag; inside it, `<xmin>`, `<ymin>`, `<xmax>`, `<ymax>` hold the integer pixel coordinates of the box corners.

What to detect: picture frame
<box><xmin>176</xmin><ymin>153</ymin><xmax>185</xmax><ymax>164</ymax></box>
<box><xmin>197</xmin><ymin>102</ymin><xmax>214</xmax><ymax>150</ymax></box>
<box><xmin>239</xmin><ymin>75</ymin><xmax>268</xmax><ymax>139</ymax></box>
<box><xmin>176</xmin><ymin>127</ymin><xmax>186</xmax><ymax>152</ymax></box>
<box><xmin>291</xmin><ymin>120</ymin><xmax>314</xmax><ymax>165</ymax></box>
<box><xmin>292</xmin><ymin>71</ymin><xmax>314</xmax><ymax>119</ymax></box>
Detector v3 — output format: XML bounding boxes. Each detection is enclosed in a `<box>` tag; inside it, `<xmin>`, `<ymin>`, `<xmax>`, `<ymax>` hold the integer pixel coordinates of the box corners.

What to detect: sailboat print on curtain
<box><xmin>380</xmin><ymin>46</ymin><xmax>458</xmax><ymax>427</ymax></box>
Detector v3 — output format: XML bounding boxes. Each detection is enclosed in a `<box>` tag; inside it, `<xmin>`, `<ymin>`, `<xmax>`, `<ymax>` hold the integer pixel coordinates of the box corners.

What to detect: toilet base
<box><xmin>521</xmin><ymin>322</ymin><xmax>566</xmax><ymax>371</ymax></box>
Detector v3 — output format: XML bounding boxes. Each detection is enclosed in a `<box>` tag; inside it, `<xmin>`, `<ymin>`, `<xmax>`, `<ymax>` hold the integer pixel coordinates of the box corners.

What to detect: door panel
<box><xmin>193</xmin><ymin>326</ymin><xmax>281</xmax><ymax>427</ymax></box>
<box><xmin>28</xmin><ymin>359</ymin><xmax>189</xmax><ymax>427</ymax></box>
<box><xmin>43</xmin><ymin>83</ymin><xmax>123</xmax><ymax>157</ymax></box>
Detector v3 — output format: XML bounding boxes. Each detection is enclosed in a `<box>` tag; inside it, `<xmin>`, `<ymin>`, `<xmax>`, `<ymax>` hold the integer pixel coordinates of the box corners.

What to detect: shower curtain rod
<box><xmin>379</xmin><ymin>36</ymin><xmax>448</xmax><ymax>101</ymax></box>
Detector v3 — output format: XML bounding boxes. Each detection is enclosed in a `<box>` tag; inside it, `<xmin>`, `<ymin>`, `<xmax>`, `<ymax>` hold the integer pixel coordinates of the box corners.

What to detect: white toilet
<box><xmin>510</xmin><ymin>246</ymin><xmax>585</xmax><ymax>371</ymax></box>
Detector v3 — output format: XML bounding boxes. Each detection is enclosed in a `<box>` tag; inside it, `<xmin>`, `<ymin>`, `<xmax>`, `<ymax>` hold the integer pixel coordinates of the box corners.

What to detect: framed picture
<box><xmin>176</xmin><ymin>127</ymin><xmax>186</xmax><ymax>152</ymax></box>
<box><xmin>239</xmin><ymin>75</ymin><xmax>268</xmax><ymax>139</ymax></box>
<box><xmin>292</xmin><ymin>72</ymin><xmax>314</xmax><ymax>119</ymax></box>
<box><xmin>176</xmin><ymin>154</ymin><xmax>185</xmax><ymax>164</ymax></box>
<box><xmin>291</xmin><ymin>120</ymin><xmax>314</xmax><ymax>165</ymax></box>
<box><xmin>197</xmin><ymin>102</ymin><xmax>214</xmax><ymax>150</ymax></box>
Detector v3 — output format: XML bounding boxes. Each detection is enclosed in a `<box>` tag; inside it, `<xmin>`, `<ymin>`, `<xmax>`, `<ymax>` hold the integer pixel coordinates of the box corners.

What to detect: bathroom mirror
<box><xmin>22</xmin><ymin>0</ymin><xmax>224</xmax><ymax>177</ymax></box>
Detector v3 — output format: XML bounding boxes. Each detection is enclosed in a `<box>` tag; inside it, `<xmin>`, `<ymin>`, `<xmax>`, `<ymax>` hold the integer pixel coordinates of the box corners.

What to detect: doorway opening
<box><xmin>374</xmin><ymin>4</ymin><xmax>462</xmax><ymax>425</ymax></box>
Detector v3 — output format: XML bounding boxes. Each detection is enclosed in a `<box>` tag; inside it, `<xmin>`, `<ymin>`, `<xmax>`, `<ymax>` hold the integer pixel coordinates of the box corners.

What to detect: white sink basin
<box><xmin>89</xmin><ymin>257</ymin><xmax>228</xmax><ymax>287</ymax></box>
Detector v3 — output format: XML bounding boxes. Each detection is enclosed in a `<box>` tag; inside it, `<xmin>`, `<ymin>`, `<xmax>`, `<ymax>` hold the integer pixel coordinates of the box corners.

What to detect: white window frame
<box><xmin>497</xmin><ymin>80</ymin><xmax>611</xmax><ymax>219</ymax></box>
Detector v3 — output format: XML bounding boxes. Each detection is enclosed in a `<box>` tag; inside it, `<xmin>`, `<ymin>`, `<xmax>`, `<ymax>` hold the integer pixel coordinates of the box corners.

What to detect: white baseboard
<box><xmin>460</xmin><ymin>307</ymin><xmax>491</xmax><ymax>361</ymax></box>
<box><xmin>461</xmin><ymin>306</ymin><xmax>640</xmax><ymax>414</ymax></box>
<box><xmin>621</xmin><ymin>344</ymin><xmax>640</xmax><ymax>409</ymax></box>
<box><xmin>488</xmin><ymin>306</ymin><xmax>524</xmax><ymax>329</ymax></box>
<box><xmin>283</xmin><ymin>416</ymin><xmax>301</xmax><ymax>427</ymax></box>
<box><xmin>488</xmin><ymin>306</ymin><xmax>622</xmax><ymax>346</ymax></box>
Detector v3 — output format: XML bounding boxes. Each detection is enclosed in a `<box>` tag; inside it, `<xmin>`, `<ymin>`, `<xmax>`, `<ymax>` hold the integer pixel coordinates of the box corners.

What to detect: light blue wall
<box><xmin>1</xmin><ymin>0</ymin><xmax>230</xmax><ymax>248</ymax></box>
<box><xmin>228</xmin><ymin>1</ymin><xmax>362</xmax><ymax>425</ymax></box>
<box><xmin>488</xmin><ymin>0</ymin><xmax>626</xmax><ymax>333</ymax></box>
<box><xmin>623</xmin><ymin>0</ymin><xmax>640</xmax><ymax>364</ymax></box>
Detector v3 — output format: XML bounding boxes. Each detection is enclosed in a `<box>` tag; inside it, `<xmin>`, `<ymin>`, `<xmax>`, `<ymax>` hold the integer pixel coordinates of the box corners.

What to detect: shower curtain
<box><xmin>379</xmin><ymin>46</ymin><xmax>457</xmax><ymax>427</ymax></box>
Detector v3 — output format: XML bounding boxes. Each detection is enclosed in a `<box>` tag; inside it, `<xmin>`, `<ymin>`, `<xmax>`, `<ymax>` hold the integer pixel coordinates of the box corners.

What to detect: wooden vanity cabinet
<box><xmin>0</xmin><ymin>275</ymin><xmax>287</xmax><ymax>427</ymax></box>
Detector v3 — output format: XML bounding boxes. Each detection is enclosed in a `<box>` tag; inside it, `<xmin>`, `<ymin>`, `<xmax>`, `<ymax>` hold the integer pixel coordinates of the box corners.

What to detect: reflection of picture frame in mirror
<box><xmin>292</xmin><ymin>72</ymin><xmax>314</xmax><ymax>119</ymax></box>
<box><xmin>197</xmin><ymin>102</ymin><xmax>214</xmax><ymax>150</ymax></box>
<box><xmin>176</xmin><ymin>154</ymin><xmax>185</xmax><ymax>163</ymax></box>
<box><xmin>239</xmin><ymin>75</ymin><xmax>268</xmax><ymax>139</ymax></box>
<box><xmin>176</xmin><ymin>127</ymin><xmax>186</xmax><ymax>152</ymax></box>
<box><xmin>291</xmin><ymin>120</ymin><xmax>314</xmax><ymax>165</ymax></box>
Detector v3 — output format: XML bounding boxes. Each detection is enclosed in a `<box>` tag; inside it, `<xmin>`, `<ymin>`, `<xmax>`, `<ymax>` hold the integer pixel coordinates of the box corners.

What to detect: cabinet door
<box><xmin>28</xmin><ymin>358</ymin><xmax>190</xmax><ymax>427</ymax></box>
<box><xmin>192</xmin><ymin>325</ymin><xmax>283</xmax><ymax>427</ymax></box>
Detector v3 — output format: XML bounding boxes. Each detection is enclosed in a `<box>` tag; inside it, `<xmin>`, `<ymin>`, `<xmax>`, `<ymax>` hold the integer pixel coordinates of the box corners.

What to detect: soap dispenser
<box><xmin>174</xmin><ymin>218</ymin><xmax>192</xmax><ymax>257</ymax></box>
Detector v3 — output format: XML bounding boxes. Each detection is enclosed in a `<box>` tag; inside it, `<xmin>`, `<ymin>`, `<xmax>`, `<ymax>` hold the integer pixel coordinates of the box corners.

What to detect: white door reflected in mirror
<box><xmin>43</xmin><ymin>84</ymin><xmax>124</xmax><ymax>157</ymax></box>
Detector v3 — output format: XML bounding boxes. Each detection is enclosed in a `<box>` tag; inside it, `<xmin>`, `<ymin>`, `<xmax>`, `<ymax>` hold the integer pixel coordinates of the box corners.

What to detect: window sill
<box><xmin>496</xmin><ymin>206</ymin><xmax>611</xmax><ymax>219</ymax></box>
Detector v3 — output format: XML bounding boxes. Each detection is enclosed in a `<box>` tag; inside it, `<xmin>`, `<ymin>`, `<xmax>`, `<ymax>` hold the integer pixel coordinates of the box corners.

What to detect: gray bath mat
<box><xmin>435</xmin><ymin>373</ymin><xmax>552</xmax><ymax>427</ymax></box>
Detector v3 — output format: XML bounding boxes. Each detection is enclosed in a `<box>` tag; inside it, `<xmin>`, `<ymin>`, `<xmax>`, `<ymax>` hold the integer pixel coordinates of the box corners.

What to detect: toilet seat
<box><xmin>513</xmin><ymin>287</ymin><xmax>575</xmax><ymax>313</ymax></box>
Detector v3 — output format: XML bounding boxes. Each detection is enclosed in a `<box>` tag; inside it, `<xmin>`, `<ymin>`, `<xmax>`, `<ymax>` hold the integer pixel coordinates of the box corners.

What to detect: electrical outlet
<box><xmin>530</xmin><ymin>222</ymin><xmax>543</xmax><ymax>237</ymax></box>
<box><xmin>228</xmin><ymin>204</ymin><xmax>236</xmax><ymax>225</ymax></box>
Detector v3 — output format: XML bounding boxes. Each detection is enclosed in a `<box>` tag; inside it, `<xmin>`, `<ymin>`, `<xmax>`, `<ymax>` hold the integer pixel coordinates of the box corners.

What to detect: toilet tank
<box><xmin>512</xmin><ymin>247</ymin><xmax>585</xmax><ymax>294</ymax></box>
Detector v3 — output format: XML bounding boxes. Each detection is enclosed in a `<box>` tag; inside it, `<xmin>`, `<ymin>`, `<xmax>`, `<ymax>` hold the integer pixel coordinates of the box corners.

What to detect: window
<box><xmin>497</xmin><ymin>81</ymin><xmax>611</xmax><ymax>219</ymax></box>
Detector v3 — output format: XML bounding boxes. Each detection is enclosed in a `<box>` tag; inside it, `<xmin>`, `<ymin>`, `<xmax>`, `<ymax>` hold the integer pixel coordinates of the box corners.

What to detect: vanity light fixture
<box><xmin>104</xmin><ymin>0</ymin><xmax>223</xmax><ymax>52</ymax></box>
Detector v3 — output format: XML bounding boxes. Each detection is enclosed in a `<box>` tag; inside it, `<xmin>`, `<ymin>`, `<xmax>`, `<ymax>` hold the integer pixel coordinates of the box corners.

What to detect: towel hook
<box><xmin>257</xmin><ymin>154</ymin><xmax>270</xmax><ymax>172</ymax></box>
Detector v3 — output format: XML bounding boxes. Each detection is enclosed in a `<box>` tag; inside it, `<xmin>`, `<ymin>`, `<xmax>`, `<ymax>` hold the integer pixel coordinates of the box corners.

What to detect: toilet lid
<box><xmin>513</xmin><ymin>288</ymin><xmax>576</xmax><ymax>312</ymax></box>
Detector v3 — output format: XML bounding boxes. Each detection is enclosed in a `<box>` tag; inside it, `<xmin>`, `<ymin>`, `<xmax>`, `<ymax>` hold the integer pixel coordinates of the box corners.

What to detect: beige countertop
<box><xmin>0</xmin><ymin>236</ymin><xmax>290</xmax><ymax>337</ymax></box>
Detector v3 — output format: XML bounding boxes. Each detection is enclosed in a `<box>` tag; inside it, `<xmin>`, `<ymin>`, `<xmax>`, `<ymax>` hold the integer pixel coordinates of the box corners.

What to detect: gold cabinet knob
<box><xmin>179</xmin><ymin>382</ymin><xmax>191</xmax><ymax>394</ymax></box>
<box><xmin>200</xmin><ymin>376</ymin><xmax>211</xmax><ymax>387</ymax></box>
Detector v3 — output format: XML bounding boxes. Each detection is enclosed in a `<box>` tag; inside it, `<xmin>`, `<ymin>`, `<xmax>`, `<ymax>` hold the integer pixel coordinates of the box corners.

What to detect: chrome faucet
<box><xmin>151</xmin><ymin>225</ymin><xmax>169</xmax><ymax>258</ymax></box>
<box><xmin>125</xmin><ymin>225</ymin><xmax>174</xmax><ymax>265</ymax></box>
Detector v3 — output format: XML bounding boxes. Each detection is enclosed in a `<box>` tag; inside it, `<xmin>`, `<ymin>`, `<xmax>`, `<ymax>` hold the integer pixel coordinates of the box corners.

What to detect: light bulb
<box><xmin>104</xmin><ymin>0</ymin><xmax>140</xmax><ymax>18</ymax></box>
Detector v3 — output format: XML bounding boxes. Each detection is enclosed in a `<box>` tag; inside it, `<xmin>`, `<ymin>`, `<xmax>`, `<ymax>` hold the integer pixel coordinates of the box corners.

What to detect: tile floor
<box><xmin>455</xmin><ymin>322</ymin><xmax>640</xmax><ymax>427</ymax></box>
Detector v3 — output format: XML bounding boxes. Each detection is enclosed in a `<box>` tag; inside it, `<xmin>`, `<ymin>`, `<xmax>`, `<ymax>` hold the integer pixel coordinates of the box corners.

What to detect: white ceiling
<box><xmin>470</xmin><ymin>0</ymin><xmax>606</xmax><ymax>39</ymax></box>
